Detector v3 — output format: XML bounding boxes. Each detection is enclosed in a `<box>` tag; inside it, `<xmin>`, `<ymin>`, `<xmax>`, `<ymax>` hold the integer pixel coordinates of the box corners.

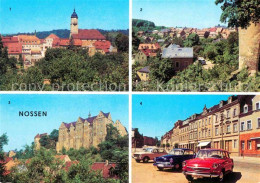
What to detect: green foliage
<box><xmin>215</xmin><ymin>0</ymin><xmax>260</xmax><ymax>28</ymax></box>
<box><xmin>98</xmin><ymin>124</ymin><xmax>128</xmax><ymax>182</ymax></box>
<box><xmin>115</xmin><ymin>33</ymin><xmax>129</xmax><ymax>52</ymax></box>
<box><xmin>183</xmin><ymin>33</ymin><xmax>199</xmax><ymax>47</ymax></box>
<box><xmin>14</xmin><ymin>142</ymin><xmax>35</xmax><ymax>160</ymax></box>
<box><xmin>149</xmin><ymin>57</ymin><xmax>175</xmax><ymax>83</ymax></box>
<box><xmin>1</xmin><ymin>47</ymin><xmax>129</xmax><ymax>91</ymax></box>
<box><xmin>0</xmin><ymin>133</ymin><xmax>8</xmax><ymax>181</ymax></box>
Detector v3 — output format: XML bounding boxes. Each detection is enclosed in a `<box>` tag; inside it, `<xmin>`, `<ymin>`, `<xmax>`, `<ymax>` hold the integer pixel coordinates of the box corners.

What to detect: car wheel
<box><xmin>174</xmin><ymin>163</ymin><xmax>181</xmax><ymax>170</ymax></box>
<box><xmin>217</xmin><ymin>171</ymin><xmax>225</xmax><ymax>182</ymax></box>
<box><xmin>136</xmin><ymin>160</ymin><xmax>140</xmax><ymax>163</ymax></box>
<box><xmin>185</xmin><ymin>175</ymin><xmax>193</xmax><ymax>181</ymax></box>
<box><xmin>157</xmin><ymin>167</ymin><xmax>164</xmax><ymax>171</ymax></box>
<box><xmin>143</xmin><ymin>157</ymin><xmax>149</xmax><ymax>163</ymax></box>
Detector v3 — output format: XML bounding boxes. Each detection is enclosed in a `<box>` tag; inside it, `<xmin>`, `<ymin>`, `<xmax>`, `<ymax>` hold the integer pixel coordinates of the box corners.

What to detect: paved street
<box><xmin>132</xmin><ymin>158</ymin><xmax>260</xmax><ymax>183</ymax></box>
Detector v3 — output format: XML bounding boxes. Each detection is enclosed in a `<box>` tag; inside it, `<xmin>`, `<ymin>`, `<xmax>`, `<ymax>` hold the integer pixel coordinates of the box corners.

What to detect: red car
<box><xmin>182</xmin><ymin>149</ymin><xmax>234</xmax><ymax>182</ymax></box>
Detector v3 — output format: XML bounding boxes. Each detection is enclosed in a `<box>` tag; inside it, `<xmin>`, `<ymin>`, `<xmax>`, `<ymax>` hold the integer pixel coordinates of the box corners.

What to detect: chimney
<box><xmin>88</xmin><ymin>111</ymin><xmax>91</xmax><ymax>118</ymax></box>
<box><xmin>105</xmin><ymin>160</ymin><xmax>109</xmax><ymax>166</ymax></box>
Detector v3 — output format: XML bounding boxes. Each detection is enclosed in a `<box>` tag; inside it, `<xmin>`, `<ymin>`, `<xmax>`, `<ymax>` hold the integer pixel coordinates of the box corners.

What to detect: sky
<box><xmin>0</xmin><ymin>94</ymin><xmax>129</xmax><ymax>152</ymax></box>
<box><xmin>132</xmin><ymin>94</ymin><xmax>231</xmax><ymax>139</ymax></box>
<box><xmin>133</xmin><ymin>0</ymin><xmax>227</xmax><ymax>29</ymax></box>
<box><xmin>0</xmin><ymin>0</ymin><xmax>129</xmax><ymax>34</ymax></box>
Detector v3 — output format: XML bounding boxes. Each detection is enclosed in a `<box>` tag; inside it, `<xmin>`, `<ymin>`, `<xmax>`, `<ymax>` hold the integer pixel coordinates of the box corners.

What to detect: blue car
<box><xmin>153</xmin><ymin>148</ymin><xmax>196</xmax><ymax>171</ymax></box>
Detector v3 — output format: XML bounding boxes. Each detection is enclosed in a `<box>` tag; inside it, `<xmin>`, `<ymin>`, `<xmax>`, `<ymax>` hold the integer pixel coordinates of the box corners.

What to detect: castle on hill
<box><xmin>34</xmin><ymin>111</ymin><xmax>127</xmax><ymax>152</ymax></box>
<box><xmin>1</xmin><ymin>9</ymin><xmax>117</xmax><ymax>69</ymax></box>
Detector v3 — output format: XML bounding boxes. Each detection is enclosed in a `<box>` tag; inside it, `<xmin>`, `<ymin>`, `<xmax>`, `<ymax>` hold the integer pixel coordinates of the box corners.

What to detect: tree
<box><xmin>183</xmin><ymin>33</ymin><xmax>199</xmax><ymax>47</ymax></box>
<box><xmin>149</xmin><ymin>58</ymin><xmax>175</xmax><ymax>83</ymax></box>
<box><xmin>215</xmin><ymin>0</ymin><xmax>260</xmax><ymax>29</ymax></box>
<box><xmin>115</xmin><ymin>33</ymin><xmax>129</xmax><ymax>52</ymax></box>
<box><xmin>0</xmin><ymin>133</ymin><xmax>8</xmax><ymax>181</ymax></box>
<box><xmin>49</xmin><ymin>129</ymin><xmax>59</xmax><ymax>142</ymax></box>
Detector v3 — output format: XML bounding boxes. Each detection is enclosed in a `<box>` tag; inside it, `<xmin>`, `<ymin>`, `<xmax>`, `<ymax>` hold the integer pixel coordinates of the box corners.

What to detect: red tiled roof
<box><xmin>34</xmin><ymin>133</ymin><xmax>48</xmax><ymax>139</ymax></box>
<box><xmin>91</xmin><ymin>162</ymin><xmax>117</xmax><ymax>178</ymax></box>
<box><xmin>4</xmin><ymin>42</ymin><xmax>22</xmax><ymax>54</ymax></box>
<box><xmin>46</xmin><ymin>33</ymin><xmax>60</xmax><ymax>40</ymax></box>
<box><xmin>72</xmin><ymin>29</ymin><xmax>106</xmax><ymax>40</ymax></box>
<box><xmin>59</xmin><ymin>39</ymin><xmax>70</xmax><ymax>46</ymax></box>
<box><xmin>64</xmin><ymin>160</ymin><xmax>79</xmax><ymax>171</ymax></box>
<box><xmin>0</xmin><ymin>157</ymin><xmax>13</xmax><ymax>176</ymax></box>
<box><xmin>94</xmin><ymin>41</ymin><xmax>111</xmax><ymax>53</ymax></box>
<box><xmin>2</xmin><ymin>36</ymin><xmax>19</xmax><ymax>43</ymax></box>
<box><xmin>209</xmin><ymin>27</ymin><xmax>217</xmax><ymax>32</ymax></box>
<box><xmin>72</xmin><ymin>39</ymin><xmax>82</xmax><ymax>46</ymax></box>
<box><xmin>140</xmin><ymin>49</ymin><xmax>152</xmax><ymax>57</ymax></box>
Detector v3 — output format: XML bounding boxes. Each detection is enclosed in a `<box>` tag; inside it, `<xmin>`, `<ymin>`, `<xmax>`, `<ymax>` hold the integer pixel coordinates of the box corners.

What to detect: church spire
<box><xmin>88</xmin><ymin>111</ymin><xmax>91</xmax><ymax>118</ymax></box>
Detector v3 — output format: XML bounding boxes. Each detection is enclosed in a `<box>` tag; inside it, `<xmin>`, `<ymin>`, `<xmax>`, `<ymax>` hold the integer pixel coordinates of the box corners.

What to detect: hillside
<box><xmin>132</xmin><ymin>19</ymin><xmax>166</xmax><ymax>32</ymax></box>
<box><xmin>4</xmin><ymin>29</ymin><xmax>129</xmax><ymax>39</ymax></box>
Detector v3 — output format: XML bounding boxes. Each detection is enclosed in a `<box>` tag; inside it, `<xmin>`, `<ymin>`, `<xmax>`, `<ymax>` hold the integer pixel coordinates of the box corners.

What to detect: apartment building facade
<box><xmin>161</xmin><ymin>95</ymin><xmax>259</xmax><ymax>157</ymax></box>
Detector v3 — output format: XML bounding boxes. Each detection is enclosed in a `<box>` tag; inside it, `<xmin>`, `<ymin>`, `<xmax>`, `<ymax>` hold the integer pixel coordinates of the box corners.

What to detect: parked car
<box><xmin>133</xmin><ymin>148</ymin><xmax>167</xmax><ymax>163</ymax></box>
<box><xmin>182</xmin><ymin>149</ymin><xmax>234</xmax><ymax>182</ymax></box>
<box><xmin>153</xmin><ymin>148</ymin><xmax>196</xmax><ymax>171</ymax></box>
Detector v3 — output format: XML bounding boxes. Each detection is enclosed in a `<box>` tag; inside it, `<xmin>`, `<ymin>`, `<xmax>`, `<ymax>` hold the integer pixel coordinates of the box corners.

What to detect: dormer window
<box><xmin>244</xmin><ymin>104</ymin><xmax>248</xmax><ymax>113</ymax></box>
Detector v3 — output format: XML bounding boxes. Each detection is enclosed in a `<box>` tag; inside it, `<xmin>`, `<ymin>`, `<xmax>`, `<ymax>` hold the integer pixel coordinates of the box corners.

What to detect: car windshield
<box><xmin>197</xmin><ymin>150</ymin><xmax>225</xmax><ymax>159</ymax></box>
<box><xmin>168</xmin><ymin>149</ymin><xmax>184</xmax><ymax>155</ymax></box>
<box><xmin>144</xmin><ymin>148</ymin><xmax>153</xmax><ymax>152</ymax></box>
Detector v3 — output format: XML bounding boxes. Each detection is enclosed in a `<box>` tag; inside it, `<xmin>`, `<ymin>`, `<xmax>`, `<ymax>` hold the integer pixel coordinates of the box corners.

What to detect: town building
<box><xmin>162</xmin><ymin>44</ymin><xmax>194</xmax><ymax>72</ymax></box>
<box><xmin>161</xmin><ymin>95</ymin><xmax>259</xmax><ymax>157</ymax></box>
<box><xmin>56</xmin><ymin>111</ymin><xmax>127</xmax><ymax>152</ymax></box>
<box><xmin>137</xmin><ymin>66</ymin><xmax>150</xmax><ymax>82</ymax></box>
<box><xmin>138</xmin><ymin>43</ymin><xmax>160</xmax><ymax>57</ymax></box>
<box><xmin>239</xmin><ymin>95</ymin><xmax>260</xmax><ymax>157</ymax></box>
<box><xmin>1</xmin><ymin>9</ymin><xmax>116</xmax><ymax>69</ymax></box>
<box><xmin>34</xmin><ymin>133</ymin><xmax>48</xmax><ymax>150</ymax></box>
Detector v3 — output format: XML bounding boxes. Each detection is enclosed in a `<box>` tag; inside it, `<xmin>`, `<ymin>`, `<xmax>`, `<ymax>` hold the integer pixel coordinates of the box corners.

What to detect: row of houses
<box><xmin>1</xmin><ymin>154</ymin><xmax>118</xmax><ymax>179</ymax></box>
<box><xmin>1</xmin><ymin>33</ymin><xmax>116</xmax><ymax>69</ymax></box>
<box><xmin>137</xmin><ymin>26</ymin><xmax>236</xmax><ymax>40</ymax></box>
<box><xmin>1</xmin><ymin>9</ymin><xmax>117</xmax><ymax>69</ymax></box>
<box><xmin>135</xmin><ymin>43</ymin><xmax>194</xmax><ymax>81</ymax></box>
<box><xmin>161</xmin><ymin>95</ymin><xmax>260</xmax><ymax>157</ymax></box>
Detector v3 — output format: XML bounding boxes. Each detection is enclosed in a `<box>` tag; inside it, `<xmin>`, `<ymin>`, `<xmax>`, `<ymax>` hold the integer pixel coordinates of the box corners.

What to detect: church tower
<box><xmin>70</xmin><ymin>9</ymin><xmax>78</xmax><ymax>37</ymax></box>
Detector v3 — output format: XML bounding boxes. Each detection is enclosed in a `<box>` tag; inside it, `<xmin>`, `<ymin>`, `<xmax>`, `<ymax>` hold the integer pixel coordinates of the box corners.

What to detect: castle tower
<box><xmin>70</xmin><ymin>8</ymin><xmax>78</xmax><ymax>37</ymax></box>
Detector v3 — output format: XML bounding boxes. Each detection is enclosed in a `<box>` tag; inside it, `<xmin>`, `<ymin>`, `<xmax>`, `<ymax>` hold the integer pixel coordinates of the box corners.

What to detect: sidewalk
<box><xmin>231</xmin><ymin>156</ymin><xmax>260</xmax><ymax>164</ymax></box>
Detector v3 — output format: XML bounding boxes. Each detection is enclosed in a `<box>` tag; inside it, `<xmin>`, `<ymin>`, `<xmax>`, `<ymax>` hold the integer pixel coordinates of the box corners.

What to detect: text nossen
<box><xmin>19</xmin><ymin>111</ymin><xmax>47</xmax><ymax>117</ymax></box>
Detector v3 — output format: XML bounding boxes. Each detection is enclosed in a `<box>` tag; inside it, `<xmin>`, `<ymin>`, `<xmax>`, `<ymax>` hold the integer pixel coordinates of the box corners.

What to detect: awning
<box><xmin>197</xmin><ymin>141</ymin><xmax>211</xmax><ymax>147</ymax></box>
<box><xmin>250</xmin><ymin>137</ymin><xmax>260</xmax><ymax>140</ymax></box>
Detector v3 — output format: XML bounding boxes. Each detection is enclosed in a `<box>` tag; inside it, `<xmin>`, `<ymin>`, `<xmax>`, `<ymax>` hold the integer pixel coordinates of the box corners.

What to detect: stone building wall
<box><xmin>239</xmin><ymin>23</ymin><xmax>260</xmax><ymax>75</ymax></box>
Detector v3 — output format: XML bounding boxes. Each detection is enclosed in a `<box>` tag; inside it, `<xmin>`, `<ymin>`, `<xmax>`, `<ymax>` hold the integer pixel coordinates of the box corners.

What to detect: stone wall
<box><xmin>239</xmin><ymin>23</ymin><xmax>260</xmax><ymax>75</ymax></box>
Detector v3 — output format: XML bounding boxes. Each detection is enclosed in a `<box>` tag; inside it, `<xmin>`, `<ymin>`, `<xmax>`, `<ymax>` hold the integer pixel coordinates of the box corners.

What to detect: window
<box><xmin>227</xmin><ymin>125</ymin><xmax>231</xmax><ymax>133</ymax></box>
<box><xmin>227</xmin><ymin>110</ymin><xmax>230</xmax><ymax>118</ymax></box>
<box><xmin>256</xmin><ymin>139</ymin><xmax>260</xmax><ymax>150</ymax></box>
<box><xmin>241</xmin><ymin>122</ymin><xmax>245</xmax><ymax>131</ymax></box>
<box><xmin>209</xmin><ymin>117</ymin><xmax>211</xmax><ymax>125</ymax></box>
<box><xmin>256</xmin><ymin>102</ymin><xmax>260</xmax><ymax>110</ymax></box>
<box><xmin>205</xmin><ymin>119</ymin><xmax>207</xmax><ymax>125</ymax></box>
<box><xmin>233</xmin><ymin>123</ymin><xmax>238</xmax><ymax>132</ymax></box>
<box><xmin>233</xmin><ymin>108</ymin><xmax>237</xmax><ymax>117</ymax></box>
<box><xmin>208</xmin><ymin>129</ymin><xmax>211</xmax><ymax>136</ymax></box>
<box><xmin>176</xmin><ymin>61</ymin><xmax>180</xmax><ymax>68</ymax></box>
<box><xmin>258</xmin><ymin>118</ymin><xmax>260</xmax><ymax>128</ymax></box>
<box><xmin>248</xmin><ymin>141</ymin><xmax>252</xmax><ymax>150</ymax></box>
<box><xmin>244</xmin><ymin>105</ymin><xmax>248</xmax><ymax>113</ymax></box>
<box><xmin>215</xmin><ymin>128</ymin><xmax>219</xmax><ymax>135</ymax></box>
<box><xmin>234</xmin><ymin>140</ymin><xmax>237</xmax><ymax>148</ymax></box>
<box><xmin>241</xmin><ymin>141</ymin><xmax>245</xmax><ymax>150</ymax></box>
<box><xmin>247</xmin><ymin>120</ymin><xmax>252</xmax><ymax>130</ymax></box>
